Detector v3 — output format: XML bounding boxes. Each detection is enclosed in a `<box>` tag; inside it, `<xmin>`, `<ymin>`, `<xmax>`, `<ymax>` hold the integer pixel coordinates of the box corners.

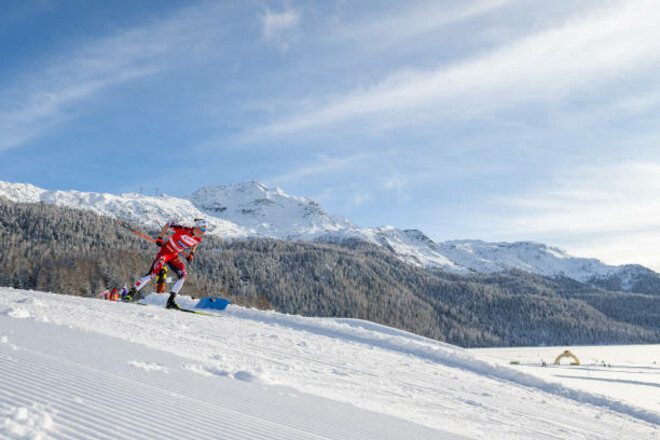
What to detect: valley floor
<box><xmin>471</xmin><ymin>344</ymin><xmax>660</xmax><ymax>414</ymax></box>
<box><xmin>0</xmin><ymin>287</ymin><xmax>657</xmax><ymax>439</ymax></box>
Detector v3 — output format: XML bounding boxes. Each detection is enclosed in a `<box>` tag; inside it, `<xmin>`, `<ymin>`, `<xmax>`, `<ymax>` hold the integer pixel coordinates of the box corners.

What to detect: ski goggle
<box><xmin>199</xmin><ymin>226</ymin><xmax>207</xmax><ymax>232</ymax></box>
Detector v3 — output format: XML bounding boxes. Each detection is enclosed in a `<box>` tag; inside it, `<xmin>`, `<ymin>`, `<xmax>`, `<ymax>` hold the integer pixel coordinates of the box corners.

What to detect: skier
<box><xmin>129</xmin><ymin>219</ymin><xmax>209</xmax><ymax>310</ymax></box>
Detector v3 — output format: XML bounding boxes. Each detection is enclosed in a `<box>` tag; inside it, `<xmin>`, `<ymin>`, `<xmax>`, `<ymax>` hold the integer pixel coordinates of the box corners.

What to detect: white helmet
<box><xmin>193</xmin><ymin>219</ymin><xmax>209</xmax><ymax>230</ymax></box>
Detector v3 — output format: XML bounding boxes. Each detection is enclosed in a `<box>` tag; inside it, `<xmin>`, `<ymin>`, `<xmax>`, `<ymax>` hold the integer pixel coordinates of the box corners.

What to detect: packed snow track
<box><xmin>0</xmin><ymin>288</ymin><xmax>657</xmax><ymax>439</ymax></box>
<box><xmin>0</xmin><ymin>314</ymin><xmax>454</xmax><ymax>440</ymax></box>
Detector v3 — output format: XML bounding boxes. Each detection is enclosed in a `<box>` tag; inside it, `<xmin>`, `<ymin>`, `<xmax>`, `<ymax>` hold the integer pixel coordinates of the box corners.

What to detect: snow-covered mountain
<box><xmin>375</xmin><ymin>232</ymin><xmax>659</xmax><ymax>291</ymax></box>
<box><xmin>0</xmin><ymin>181</ymin><xmax>248</xmax><ymax>238</ymax></box>
<box><xmin>190</xmin><ymin>182</ymin><xmax>356</xmax><ymax>239</ymax></box>
<box><xmin>432</xmin><ymin>239</ymin><xmax>626</xmax><ymax>281</ymax></box>
<box><xmin>0</xmin><ymin>180</ymin><xmax>656</xmax><ymax>291</ymax></box>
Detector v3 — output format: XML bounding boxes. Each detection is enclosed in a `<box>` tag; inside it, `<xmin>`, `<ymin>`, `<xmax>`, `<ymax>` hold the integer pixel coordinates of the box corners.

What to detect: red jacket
<box><xmin>162</xmin><ymin>224</ymin><xmax>203</xmax><ymax>255</ymax></box>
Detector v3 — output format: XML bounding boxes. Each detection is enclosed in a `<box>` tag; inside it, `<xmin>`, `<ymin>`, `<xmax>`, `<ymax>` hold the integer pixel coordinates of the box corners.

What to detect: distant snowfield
<box><xmin>471</xmin><ymin>345</ymin><xmax>660</xmax><ymax>415</ymax></box>
<box><xmin>0</xmin><ymin>288</ymin><xmax>657</xmax><ymax>439</ymax></box>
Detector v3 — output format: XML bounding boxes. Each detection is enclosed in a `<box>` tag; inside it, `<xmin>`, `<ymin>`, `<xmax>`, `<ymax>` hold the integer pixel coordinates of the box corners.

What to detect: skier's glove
<box><xmin>186</xmin><ymin>253</ymin><xmax>195</xmax><ymax>262</ymax></box>
<box><xmin>155</xmin><ymin>237</ymin><xmax>164</xmax><ymax>247</ymax></box>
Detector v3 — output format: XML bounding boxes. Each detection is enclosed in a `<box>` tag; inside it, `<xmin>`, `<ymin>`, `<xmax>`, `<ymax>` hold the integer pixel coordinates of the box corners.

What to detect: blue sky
<box><xmin>2</xmin><ymin>0</ymin><xmax>660</xmax><ymax>268</ymax></box>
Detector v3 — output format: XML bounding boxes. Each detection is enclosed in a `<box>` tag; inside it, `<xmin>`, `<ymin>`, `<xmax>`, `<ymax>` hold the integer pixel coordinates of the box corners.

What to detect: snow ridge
<box><xmin>0</xmin><ymin>180</ymin><xmax>654</xmax><ymax>289</ymax></box>
<box><xmin>190</xmin><ymin>182</ymin><xmax>355</xmax><ymax>239</ymax></box>
<box><xmin>0</xmin><ymin>181</ymin><xmax>247</xmax><ymax>238</ymax></box>
<box><xmin>435</xmin><ymin>239</ymin><xmax>620</xmax><ymax>282</ymax></box>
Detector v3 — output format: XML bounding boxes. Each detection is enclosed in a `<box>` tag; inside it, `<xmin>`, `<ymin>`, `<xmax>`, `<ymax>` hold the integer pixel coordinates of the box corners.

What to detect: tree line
<box><xmin>1</xmin><ymin>197</ymin><xmax>658</xmax><ymax>347</ymax></box>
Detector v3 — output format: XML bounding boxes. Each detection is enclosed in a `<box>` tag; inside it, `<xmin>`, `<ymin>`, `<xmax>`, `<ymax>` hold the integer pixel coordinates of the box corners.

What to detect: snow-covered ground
<box><xmin>0</xmin><ymin>288</ymin><xmax>657</xmax><ymax>439</ymax></box>
<box><xmin>471</xmin><ymin>345</ymin><xmax>660</xmax><ymax>415</ymax></box>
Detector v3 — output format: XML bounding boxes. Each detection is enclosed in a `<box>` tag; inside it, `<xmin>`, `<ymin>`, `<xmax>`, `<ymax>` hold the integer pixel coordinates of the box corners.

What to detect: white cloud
<box><xmin>383</xmin><ymin>175</ymin><xmax>411</xmax><ymax>202</ymax></box>
<box><xmin>328</xmin><ymin>0</ymin><xmax>515</xmax><ymax>45</ymax></box>
<box><xmin>571</xmin><ymin>230</ymin><xmax>660</xmax><ymax>271</ymax></box>
<box><xmin>506</xmin><ymin>162</ymin><xmax>660</xmax><ymax>234</ymax></box>
<box><xmin>0</xmin><ymin>4</ymin><xmax>223</xmax><ymax>152</ymax></box>
<box><xmin>501</xmin><ymin>161</ymin><xmax>660</xmax><ymax>269</ymax></box>
<box><xmin>268</xmin><ymin>152</ymin><xmax>377</xmax><ymax>185</ymax></box>
<box><xmin>261</xmin><ymin>9</ymin><xmax>300</xmax><ymax>41</ymax></box>
<box><xmin>249</xmin><ymin>0</ymin><xmax>660</xmax><ymax>138</ymax></box>
<box><xmin>351</xmin><ymin>191</ymin><xmax>372</xmax><ymax>207</ymax></box>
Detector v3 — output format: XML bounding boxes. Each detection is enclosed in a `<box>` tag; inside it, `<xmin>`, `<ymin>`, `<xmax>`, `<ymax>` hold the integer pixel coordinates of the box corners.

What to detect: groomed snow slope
<box><xmin>0</xmin><ymin>289</ymin><xmax>657</xmax><ymax>439</ymax></box>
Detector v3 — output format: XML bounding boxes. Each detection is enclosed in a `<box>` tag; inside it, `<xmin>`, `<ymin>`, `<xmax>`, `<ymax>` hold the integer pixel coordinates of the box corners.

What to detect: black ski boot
<box><xmin>166</xmin><ymin>292</ymin><xmax>180</xmax><ymax>310</ymax></box>
<box><xmin>124</xmin><ymin>286</ymin><xmax>141</xmax><ymax>302</ymax></box>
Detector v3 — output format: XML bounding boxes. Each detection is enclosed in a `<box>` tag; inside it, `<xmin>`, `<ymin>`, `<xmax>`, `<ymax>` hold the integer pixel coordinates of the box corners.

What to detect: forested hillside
<box><xmin>1</xmin><ymin>197</ymin><xmax>658</xmax><ymax>347</ymax></box>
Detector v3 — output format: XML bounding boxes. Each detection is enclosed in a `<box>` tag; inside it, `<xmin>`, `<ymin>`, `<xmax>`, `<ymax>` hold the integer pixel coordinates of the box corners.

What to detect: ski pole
<box><xmin>118</xmin><ymin>220</ymin><xmax>157</xmax><ymax>243</ymax></box>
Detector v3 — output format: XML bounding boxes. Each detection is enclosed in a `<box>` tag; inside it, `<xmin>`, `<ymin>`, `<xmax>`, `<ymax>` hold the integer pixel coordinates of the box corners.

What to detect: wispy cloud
<box><xmin>506</xmin><ymin>161</ymin><xmax>660</xmax><ymax>234</ymax></box>
<box><xmin>261</xmin><ymin>8</ymin><xmax>300</xmax><ymax>41</ymax></box>
<box><xmin>383</xmin><ymin>174</ymin><xmax>411</xmax><ymax>202</ymax></box>
<box><xmin>267</xmin><ymin>152</ymin><xmax>414</xmax><ymax>211</ymax></box>
<box><xmin>248</xmin><ymin>0</ymin><xmax>660</xmax><ymax>139</ymax></box>
<box><xmin>350</xmin><ymin>191</ymin><xmax>372</xmax><ymax>208</ymax></box>
<box><xmin>0</xmin><ymin>3</ymin><xmax>223</xmax><ymax>152</ymax></box>
<box><xmin>501</xmin><ymin>161</ymin><xmax>660</xmax><ymax>267</ymax></box>
<box><xmin>327</xmin><ymin>0</ymin><xmax>515</xmax><ymax>45</ymax></box>
<box><xmin>267</xmin><ymin>152</ymin><xmax>375</xmax><ymax>185</ymax></box>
